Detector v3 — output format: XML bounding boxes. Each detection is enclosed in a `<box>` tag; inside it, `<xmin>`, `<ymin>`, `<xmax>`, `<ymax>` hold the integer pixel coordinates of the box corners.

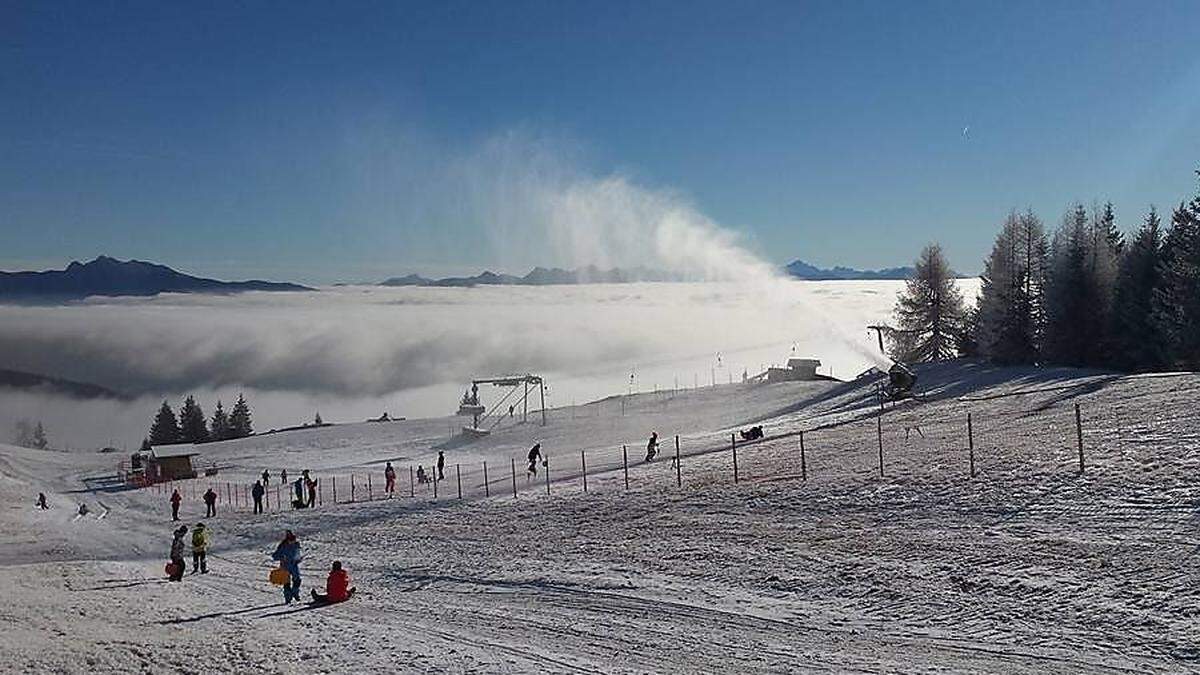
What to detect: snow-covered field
<box><xmin>2</xmin><ymin>359</ymin><xmax>1198</xmax><ymax>673</ymax></box>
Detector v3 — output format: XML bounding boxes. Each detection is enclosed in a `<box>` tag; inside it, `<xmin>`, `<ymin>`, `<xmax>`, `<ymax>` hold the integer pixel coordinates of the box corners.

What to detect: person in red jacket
<box><xmin>311</xmin><ymin>561</ymin><xmax>355</xmax><ymax>605</ymax></box>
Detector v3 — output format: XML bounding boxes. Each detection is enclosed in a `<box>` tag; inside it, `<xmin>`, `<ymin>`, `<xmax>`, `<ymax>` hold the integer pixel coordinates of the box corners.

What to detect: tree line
<box><xmin>144</xmin><ymin>393</ymin><xmax>253</xmax><ymax>448</ymax></box>
<box><xmin>889</xmin><ymin>170</ymin><xmax>1200</xmax><ymax>372</ymax></box>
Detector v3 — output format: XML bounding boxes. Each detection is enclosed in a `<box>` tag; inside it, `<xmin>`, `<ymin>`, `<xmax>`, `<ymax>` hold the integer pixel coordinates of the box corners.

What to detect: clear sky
<box><xmin>3</xmin><ymin>1</ymin><xmax>1199</xmax><ymax>283</ymax></box>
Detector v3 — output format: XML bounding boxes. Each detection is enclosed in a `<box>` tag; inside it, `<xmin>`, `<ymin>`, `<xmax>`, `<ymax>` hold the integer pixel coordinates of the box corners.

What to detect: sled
<box><xmin>165</xmin><ymin>561</ymin><xmax>182</xmax><ymax>578</ymax></box>
<box><xmin>269</xmin><ymin>567</ymin><xmax>291</xmax><ymax>586</ymax></box>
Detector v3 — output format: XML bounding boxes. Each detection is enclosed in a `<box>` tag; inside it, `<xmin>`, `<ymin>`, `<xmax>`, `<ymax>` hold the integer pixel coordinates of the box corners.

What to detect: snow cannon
<box><xmin>884</xmin><ymin>362</ymin><xmax>917</xmax><ymax>400</ymax></box>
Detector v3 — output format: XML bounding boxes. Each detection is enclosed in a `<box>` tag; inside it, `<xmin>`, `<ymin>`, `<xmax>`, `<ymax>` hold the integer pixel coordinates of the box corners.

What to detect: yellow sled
<box><xmin>269</xmin><ymin>567</ymin><xmax>290</xmax><ymax>586</ymax></box>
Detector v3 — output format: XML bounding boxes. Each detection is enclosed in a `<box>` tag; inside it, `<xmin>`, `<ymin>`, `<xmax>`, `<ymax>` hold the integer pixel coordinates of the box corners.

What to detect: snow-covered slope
<box><xmin>1</xmin><ymin>361</ymin><xmax>1198</xmax><ymax>673</ymax></box>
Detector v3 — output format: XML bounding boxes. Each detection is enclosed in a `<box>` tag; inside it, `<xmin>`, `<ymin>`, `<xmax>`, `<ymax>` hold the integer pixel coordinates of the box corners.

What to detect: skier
<box><xmin>252</xmin><ymin>480</ymin><xmax>265</xmax><ymax>514</ymax></box>
<box><xmin>280</xmin><ymin>469</ymin><xmax>288</xmax><ymax>486</ymax></box>
<box><xmin>203</xmin><ymin>487</ymin><xmax>218</xmax><ymax>517</ymax></box>
<box><xmin>436</xmin><ymin>451</ymin><xmax>445</xmax><ymax>482</ymax></box>
<box><xmin>168</xmin><ymin>526</ymin><xmax>187</xmax><ymax>582</ymax></box>
<box><xmin>170</xmin><ymin>488</ymin><xmax>182</xmax><ymax>521</ymax></box>
<box><xmin>302</xmin><ymin>470</ymin><xmax>317</xmax><ymax>507</ymax></box>
<box><xmin>384</xmin><ymin>463</ymin><xmax>396</xmax><ymax>496</ymax></box>
<box><xmin>292</xmin><ymin>476</ymin><xmax>306</xmax><ymax>509</ymax></box>
<box><xmin>261</xmin><ymin>469</ymin><xmax>270</xmax><ymax>485</ymax></box>
<box><xmin>36</xmin><ymin>493</ymin><xmax>48</xmax><ymax>510</ymax></box>
<box><xmin>416</xmin><ymin>466</ymin><xmax>428</xmax><ymax>485</ymax></box>
<box><xmin>271</xmin><ymin>530</ymin><xmax>303</xmax><ymax>604</ymax></box>
<box><xmin>191</xmin><ymin>522</ymin><xmax>210</xmax><ymax>574</ymax></box>
<box><xmin>645</xmin><ymin>431</ymin><xmax>659</xmax><ymax>462</ymax></box>
<box><xmin>527</xmin><ymin>443</ymin><xmax>543</xmax><ymax>477</ymax></box>
<box><xmin>311</xmin><ymin>561</ymin><xmax>355</xmax><ymax>605</ymax></box>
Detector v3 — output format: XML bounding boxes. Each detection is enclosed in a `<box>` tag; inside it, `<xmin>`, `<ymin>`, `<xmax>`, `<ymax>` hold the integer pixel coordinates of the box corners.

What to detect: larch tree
<box><xmin>974</xmin><ymin>211</ymin><xmax>1048</xmax><ymax>364</ymax></box>
<box><xmin>888</xmin><ymin>243</ymin><xmax>965</xmax><ymax>362</ymax></box>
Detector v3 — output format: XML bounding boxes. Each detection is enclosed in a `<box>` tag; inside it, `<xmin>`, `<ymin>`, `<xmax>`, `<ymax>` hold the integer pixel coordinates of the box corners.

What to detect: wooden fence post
<box><xmin>332</xmin><ymin>476</ymin><xmax>338</xmax><ymax>504</ymax></box>
<box><xmin>545</xmin><ymin>456</ymin><xmax>551</xmax><ymax>495</ymax></box>
<box><xmin>456</xmin><ymin>464</ymin><xmax>462</xmax><ymax>499</ymax></box>
<box><xmin>318</xmin><ymin>480</ymin><xmax>323</xmax><ymax>506</ymax></box>
<box><xmin>275</xmin><ymin>485</ymin><xmax>280</xmax><ymax>512</ymax></box>
<box><xmin>877</xmin><ymin>388</ymin><xmax>885</xmax><ymax>478</ymax></box>
<box><xmin>968</xmin><ymin>412</ymin><xmax>975</xmax><ymax>478</ymax></box>
<box><xmin>511</xmin><ymin>457</ymin><xmax>518</xmax><ymax>499</ymax></box>
<box><xmin>800</xmin><ymin>430</ymin><xmax>807</xmax><ymax>481</ymax></box>
<box><xmin>675</xmin><ymin>435</ymin><xmax>681</xmax><ymax>487</ymax></box>
<box><xmin>622</xmin><ymin>445</ymin><xmax>629</xmax><ymax>490</ymax></box>
<box><xmin>352</xmin><ymin>475</ymin><xmax>357</xmax><ymax>502</ymax></box>
<box><xmin>1076</xmin><ymin>403</ymin><xmax>1084</xmax><ymax>474</ymax></box>
<box><xmin>483</xmin><ymin>461</ymin><xmax>490</xmax><ymax>497</ymax></box>
<box><xmin>368</xmin><ymin>474</ymin><xmax>373</xmax><ymax>501</ymax></box>
<box><xmin>432</xmin><ymin>471</ymin><xmax>438</xmax><ymax>500</ymax></box>
<box><xmin>409</xmin><ymin>466</ymin><xmax>414</xmax><ymax>497</ymax></box>
<box><xmin>731</xmin><ymin>433</ymin><xmax>739</xmax><ymax>484</ymax></box>
<box><xmin>581</xmin><ymin>450</ymin><xmax>588</xmax><ymax>493</ymax></box>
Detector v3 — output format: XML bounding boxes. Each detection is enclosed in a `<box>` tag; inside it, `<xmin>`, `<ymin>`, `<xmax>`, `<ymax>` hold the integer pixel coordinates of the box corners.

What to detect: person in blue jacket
<box><xmin>271</xmin><ymin>529</ymin><xmax>303</xmax><ymax>604</ymax></box>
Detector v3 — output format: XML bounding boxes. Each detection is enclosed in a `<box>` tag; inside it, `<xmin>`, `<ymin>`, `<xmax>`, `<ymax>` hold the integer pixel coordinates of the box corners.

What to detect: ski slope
<box><xmin>1</xmin><ymin>360</ymin><xmax>1198</xmax><ymax>673</ymax></box>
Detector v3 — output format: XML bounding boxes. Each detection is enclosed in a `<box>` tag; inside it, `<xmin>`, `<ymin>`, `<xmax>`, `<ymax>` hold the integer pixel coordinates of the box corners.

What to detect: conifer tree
<box><xmin>229</xmin><ymin>394</ymin><xmax>253</xmax><ymax>439</ymax></box>
<box><xmin>314</xmin><ymin>411</ymin><xmax>323</xmax><ymax>426</ymax></box>
<box><xmin>888</xmin><ymin>244</ymin><xmax>965</xmax><ymax>362</ymax></box>
<box><xmin>209</xmin><ymin>400</ymin><xmax>231</xmax><ymax>442</ymax></box>
<box><xmin>974</xmin><ymin>211</ymin><xmax>1047</xmax><ymax>364</ymax></box>
<box><xmin>178</xmin><ymin>395</ymin><xmax>209</xmax><ymax>444</ymax></box>
<box><xmin>1111</xmin><ymin>207</ymin><xmax>1168</xmax><ymax>371</ymax></box>
<box><xmin>32</xmin><ymin>421</ymin><xmax>48</xmax><ymax>450</ymax></box>
<box><xmin>1158</xmin><ymin>175</ymin><xmax>1200</xmax><ymax>368</ymax></box>
<box><xmin>149</xmin><ymin>401</ymin><xmax>181</xmax><ymax>445</ymax></box>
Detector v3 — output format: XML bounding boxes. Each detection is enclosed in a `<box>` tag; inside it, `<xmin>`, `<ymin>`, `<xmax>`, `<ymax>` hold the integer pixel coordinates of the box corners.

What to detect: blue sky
<box><xmin>2</xmin><ymin>1</ymin><xmax>1199</xmax><ymax>283</ymax></box>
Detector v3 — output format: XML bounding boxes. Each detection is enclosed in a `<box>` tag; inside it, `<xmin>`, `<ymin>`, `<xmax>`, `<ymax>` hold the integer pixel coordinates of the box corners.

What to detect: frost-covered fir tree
<box><xmin>209</xmin><ymin>400</ymin><xmax>231</xmax><ymax>441</ymax></box>
<box><xmin>1044</xmin><ymin>203</ymin><xmax>1120</xmax><ymax>367</ymax></box>
<box><xmin>178</xmin><ymin>395</ymin><xmax>209</xmax><ymax>444</ymax></box>
<box><xmin>149</xmin><ymin>401</ymin><xmax>181</xmax><ymax>445</ymax></box>
<box><xmin>229</xmin><ymin>394</ymin><xmax>253</xmax><ymax>439</ymax></box>
<box><xmin>974</xmin><ymin>211</ymin><xmax>1048</xmax><ymax>364</ymax></box>
<box><xmin>32</xmin><ymin>421</ymin><xmax>48</xmax><ymax>450</ymax></box>
<box><xmin>1111</xmin><ymin>207</ymin><xmax>1168</xmax><ymax>371</ymax></box>
<box><xmin>888</xmin><ymin>244</ymin><xmax>965</xmax><ymax>362</ymax></box>
<box><xmin>1158</xmin><ymin>176</ymin><xmax>1200</xmax><ymax>369</ymax></box>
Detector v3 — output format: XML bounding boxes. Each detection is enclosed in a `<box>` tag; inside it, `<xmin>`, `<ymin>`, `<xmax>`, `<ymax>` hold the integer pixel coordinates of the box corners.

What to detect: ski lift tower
<box><xmin>457</xmin><ymin>373</ymin><xmax>547</xmax><ymax>434</ymax></box>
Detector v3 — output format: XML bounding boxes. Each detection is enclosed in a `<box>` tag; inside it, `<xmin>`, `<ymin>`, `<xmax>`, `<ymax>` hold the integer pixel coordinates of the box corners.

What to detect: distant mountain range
<box><xmin>0</xmin><ymin>368</ymin><xmax>127</xmax><ymax>400</ymax></box>
<box><xmin>381</xmin><ymin>261</ymin><xmax>918</xmax><ymax>287</ymax></box>
<box><xmin>783</xmin><ymin>259</ymin><xmax>915</xmax><ymax>280</ymax></box>
<box><xmin>0</xmin><ymin>256</ymin><xmax>312</xmax><ymax>301</ymax></box>
<box><xmin>380</xmin><ymin>265</ymin><xmax>684</xmax><ymax>287</ymax></box>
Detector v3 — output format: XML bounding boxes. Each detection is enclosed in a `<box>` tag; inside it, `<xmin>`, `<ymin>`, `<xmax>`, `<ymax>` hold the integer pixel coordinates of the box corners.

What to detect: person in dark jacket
<box><xmin>384</xmin><ymin>463</ymin><xmax>396</xmax><ymax>496</ymax></box>
<box><xmin>310</xmin><ymin>561</ymin><xmax>355</xmax><ymax>605</ymax></box>
<box><xmin>168</xmin><ymin>526</ymin><xmax>187</xmax><ymax>582</ymax></box>
<box><xmin>436</xmin><ymin>451</ymin><xmax>445</xmax><ymax>482</ymax></box>
<box><xmin>203</xmin><ymin>488</ymin><xmax>218</xmax><ymax>517</ymax></box>
<box><xmin>645</xmin><ymin>432</ymin><xmax>659</xmax><ymax>462</ymax></box>
<box><xmin>36</xmin><ymin>493</ymin><xmax>48</xmax><ymax>510</ymax></box>
<box><xmin>271</xmin><ymin>530</ymin><xmax>303</xmax><ymax>604</ymax></box>
<box><xmin>252</xmin><ymin>480</ymin><xmax>265</xmax><ymax>514</ymax></box>
<box><xmin>170</xmin><ymin>488</ymin><xmax>182</xmax><ymax>521</ymax></box>
<box><xmin>527</xmin><ymin>443</ymin><xmax>542</xmax><ymax>478</ymax></box>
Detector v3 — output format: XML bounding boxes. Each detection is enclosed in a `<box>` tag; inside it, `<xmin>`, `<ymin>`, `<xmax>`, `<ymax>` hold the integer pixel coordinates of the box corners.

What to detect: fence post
<box><xmin>275</xmin><ymin>485</ymin><xmax>280</xmax><ymax>512</ymax></box>
<box><xmin>226</xmin><ymin>482</ymin><xmax>231</xmax><ymax>508</ymax></box>
<box><xmin>968</xmin><ymin>412</ymin><xmax>975</xmax><ymax>478</ymax></box>
<box><xmin>622</xmin><ymin>445</ymin><xmax>629</xmax><ymax>490</ymax></box>
<box><xmin>731</xmin><ymin>433</ymin><xmax>739</xmax><ymax>484</ymax></box>
<box><xmin>675</xmin><ymin>435</ymin><xmax>681</xmax><ymax>487</ymax></box>
<box><xmin>318</xmin><ymin>479</ymin><xmax>323</xmax><ymax>506</ymax></box>
<box><xmin>545</xmin><ymin>456</ymin><xmax>551</xmax><ymax>495</ymax></box>
<box><xmin>581</xmin><ymin>450</ymin><xmax>588</xmax><ymax>493</ymax></box>
<box><xmin>483</xmin><ymin>461</ymin><xmax>490</xmax><ymax>497</ymax></box>
<box><xmin>332</xmin><ymin>476</ymin><xmax>338</xmax><ymax>504</ymax></box>
<box><xmin>409</xmin><ymin>467</ymin><xmax>414</xmax><ymax>497</ymax></box>
<box><xmin>800</xmin><ymin>430</ymin><xmax>807</xmax><ymax>481</ymax></box>
<box><xmin>456</xmin><ymin>464</ymin><xmax>462</xmax><ymax>499</ymax></box>
<box><xmin>433</xmin><ymin>470</ymin><xmax>438</xmax><ymax>500</ymax></box>
<box><xmin>368</xmin><ymin>474</ymin><xmax>373</xmax><ymax>501</ymax></box>
<box><xmin>876</xmin><ymin>388</ymin><xmax>885</xmax><ymax>478</ymax></box>
<box><xmin>511</xmin><ymin>457</ymin><xmax>518</xmax><ymax>499</ymax></box>
<box><xmin>1076</xmin><ymin>403</ymin><xmax>1084</xmax><ymax>474</ymax></box>
<box><xmin>352</xmin><ymin>475</ymin><xmax>357</xmax><ymax>502</ymax></box>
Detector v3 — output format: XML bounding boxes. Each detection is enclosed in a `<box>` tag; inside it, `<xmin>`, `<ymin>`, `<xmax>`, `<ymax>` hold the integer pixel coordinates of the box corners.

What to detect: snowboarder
<box><xmin>384</xmin><ymin>463</ymin><xmax>396</xmax><ymax>496</ymax></box>
<box><xmin>436</xmin><ymin>451</ymin><xmax>445</xmax><ymax>482</ymax></box>
<box><xmin>36</xmin><ymin>493</ymin><xmax>48</xmax><ymax>510</ymax></box>
<box><xmin>191</xmin><ymin>522</ymin><xmax>210</xmax><ymax>574</ymax></box>
<box><xmin>292</xmin><ymin>477</ymin><xmax>306</xmax><ymax>509</ymax></box>
<box><xmin>311</xmin><ymin>561</ymin><xmax>355</xmax><ymax>605</ymax></box>
<box><xmin>170</xmin><ymin>488</ymin><xmax>182</xmax><ymax>521</ymax></box>
<box><xmin>252</xmin><ymin>480</ymin><xmax>265</xmax><ymax>514</ymax></box>
<box><xmin>527</xmin><ymin>443</ymin><xmax>543</xmax><ymax>477</ymax></box>
<box><xmin>271</xmin><ymin>530</ymin><xmax>303</xmax><ymax>604</ymax></box>
<box><xmin>203</xmin><ymin>487</ymin><xmax>218</xmax><ymax>517</ymax></box>
<box><xmin>168</xmin><ymin>526</ymin><xmax>187</xmax><ymax>582</ymax></box>
<box><xmin>645</xmin><ymin>432</ymin><xmax>659</xmax><ymax>462</ymax></box>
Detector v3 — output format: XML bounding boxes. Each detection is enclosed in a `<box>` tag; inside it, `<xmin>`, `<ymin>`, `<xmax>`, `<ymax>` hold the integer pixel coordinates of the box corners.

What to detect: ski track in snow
<box><xmin>1</xmin><ymin>360</ymin><xmax>1199</xmax><ymax>673</ymax></box>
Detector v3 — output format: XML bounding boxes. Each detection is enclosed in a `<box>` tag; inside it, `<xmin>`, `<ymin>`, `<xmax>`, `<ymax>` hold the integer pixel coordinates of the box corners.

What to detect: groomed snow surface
<box><xmin>2</xmin><ymin>359</ymin><xmax>1199</xmax><ymax>673</ymax></box>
